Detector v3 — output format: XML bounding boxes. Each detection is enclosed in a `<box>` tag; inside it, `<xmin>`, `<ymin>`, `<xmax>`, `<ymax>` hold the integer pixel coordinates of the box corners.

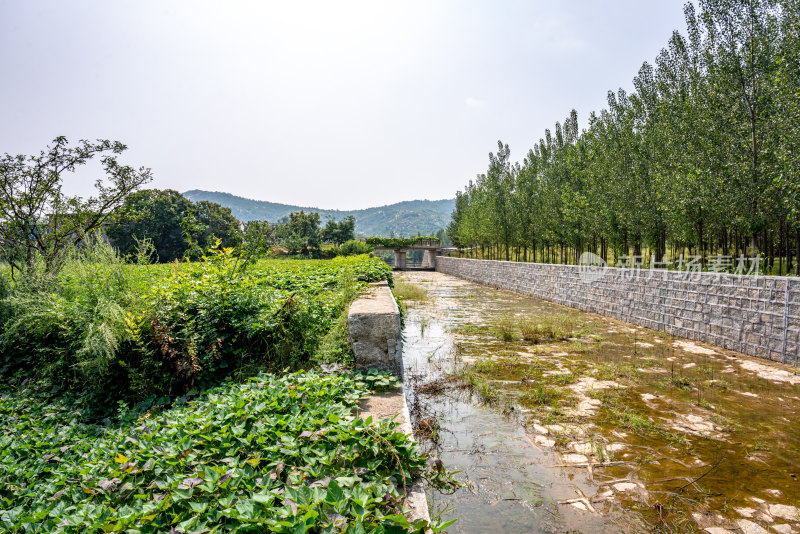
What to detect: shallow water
<box><xmin>399</xmin><ymin>271</ymin><xmax>800</xmax><ymax>534</ymax></box>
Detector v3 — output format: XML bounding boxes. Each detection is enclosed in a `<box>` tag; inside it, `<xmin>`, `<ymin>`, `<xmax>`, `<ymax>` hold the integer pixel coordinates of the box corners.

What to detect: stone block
<box><xmin>348</xmin><ymin>282</ymin><xmax>403</xmax><ymax>378</ymax></box>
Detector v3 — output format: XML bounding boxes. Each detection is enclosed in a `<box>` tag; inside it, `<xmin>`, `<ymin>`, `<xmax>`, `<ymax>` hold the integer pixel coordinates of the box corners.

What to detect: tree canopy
<box><xmin>321</xmin><ymin>216</ymin><xmax>355</xmax><ymax>245</ymax></box>
<box><xmin>106</xmin><ymin>189</ymin><xmax>195</xmax><ymax>262</ymax></box>
<box><xmin>0</xmin><ymin>137</ymin><xmax>151</xmax><ymax>273</ymax></box>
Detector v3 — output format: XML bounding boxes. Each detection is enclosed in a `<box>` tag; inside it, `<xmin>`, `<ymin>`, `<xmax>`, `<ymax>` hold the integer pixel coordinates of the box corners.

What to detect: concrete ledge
<box><xmin>348</xmin><ymin>281</ymin><xmax>403</xmax><ymax>378</ymax></box>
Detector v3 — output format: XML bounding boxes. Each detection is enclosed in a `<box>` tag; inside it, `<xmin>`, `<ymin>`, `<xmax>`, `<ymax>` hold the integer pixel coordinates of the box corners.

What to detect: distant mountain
<box><xmin>183</xmin><ymin>190</ymin><xmax>455</xmax><ymax>237</ymax></box>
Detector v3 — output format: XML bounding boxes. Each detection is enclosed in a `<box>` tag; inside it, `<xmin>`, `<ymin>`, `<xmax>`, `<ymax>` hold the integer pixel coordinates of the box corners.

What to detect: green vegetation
<box><xmin>241</xmin><ymin>211</ymin><xmax>362</xmax><ymax>259</ymax></box>
<box><xmin>109</xmin><ymin>191</ymin><xmax>361</xmax><ymax>262</ymax></box>
<box><xmin>0</xmin><ymin>369</ymin><xmax>452</xmax><ymax>533</ymax></box>
<box><xmin>108</xmin><ymin>189</ymin><xmax>218</xmax><ymax>262</ymax></box>
<box><xmin>364</xmin><ymin>237</ymin><xmax>439</xmax><ymax>248</ymax></box>
<box><xmin>520</xmin><ymin>384</ymin><xmax>559</xmax><ymax>407</ymax></box>
<box><xmin>184</xmin><ymin>190</ymin><xmax>455</xmax><ymax>238</ymax></box>
<box><xmin>0</xmin><ymin>239</ymin><xmax>391</xmax><ymax>415</ymax></box>
<box><xmin>337</xmin><ymin>239</ymin><xmax>373</xmax><ymax>256</ymax></box>
<box><xmin>495</xmin><ymin>316</ymin><xmax>518</xmax><ymax>342</ymax></box>
<box><xmin>322</xmin><ymin>216</ymin><xmax>356</xmax><ymax>246</ymax></box>
<box><xmin>393</xmin><ymin>281</ymin><xmax>429</xmax><ymax>302</ymax></box>
<box><xmin>0</xmin><ymin>137</ymin><xmax>152</xmax><ymax>274</ymax></box>
<box><xmin>0</xmin><ymin>238</ymin><xmax>459</xmax><ymax>531</ymax></box>
<box><xmin>447</xmin><ymin>0</ymin><xmax>800</xmax><ymax>275</ymax></box>
<box><xmin>109</xmin><ymin>191</ymin><xmax>244</xmax><ymax>262</ymax></box>
<box><xmin>494</xmin><ymin>314</ymin><xmax>575</xmax><ymax>344</ymax></box>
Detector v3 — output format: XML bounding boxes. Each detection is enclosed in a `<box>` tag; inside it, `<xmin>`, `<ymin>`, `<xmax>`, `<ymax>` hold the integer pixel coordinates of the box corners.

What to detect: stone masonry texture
<box><xmin>347</xmin><ymin>281</ymin><xmax>403</xmax><ymax>378</ymax></box>
<box><xmin>436</xmin><ymin>257</ymin><xmax>800</xmax><ymax>365</ymax></box>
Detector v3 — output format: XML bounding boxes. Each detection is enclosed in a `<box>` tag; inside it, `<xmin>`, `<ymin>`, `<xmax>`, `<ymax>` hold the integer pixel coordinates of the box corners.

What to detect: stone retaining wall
<box><xmin>436</xmin><ymin>257</ymin><xmax>800</xmax><ymax>365</ymax></box>
<box><xmin>347</xmin><ymin>281</ymin><xmax>403</xmax><ymax>377</ymax></box>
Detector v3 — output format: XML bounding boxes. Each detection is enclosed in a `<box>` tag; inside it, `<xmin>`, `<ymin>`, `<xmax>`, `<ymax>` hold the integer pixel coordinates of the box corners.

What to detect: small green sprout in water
<box><xmin>670</xmin><ymin>375</ymin><xmax>693</xmax><ymax>389</ymax></box>
<box><xmin>472</xmin><ymin>359</ymin><xmax>499</xmax><ymax>374</ymax></box>
<box><xmin>521</xmin><ymin>384</ymin><xmax>559</xmax><ymax>406</ymax></box>
<box><xmin>495</xmin><ymin>315</ymin><xmax>519</xmax><ymax>342</ymax></box>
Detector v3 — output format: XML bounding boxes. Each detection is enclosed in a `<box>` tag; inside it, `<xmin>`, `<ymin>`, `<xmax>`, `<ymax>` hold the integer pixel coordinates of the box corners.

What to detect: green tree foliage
<box><xmin>277</xmin><ymin>210</ymin><xmax>322</xmax><ymax>255</ymax></box>
<box><xmin>240</xmin><ymin>219</ymin><xmax>277</xmax><ymax>260</ymax></box>
<box><xmin>109</xmin><ymin>191</ymin><xmax>244</xmax><ymax>262</ymax></box>
<box><xmin>194</xmin><ymin>200</ymin><xmax>242</xmax><ymax>249</ymax></box>
<box><xmin>450</xmin><ymin>0</ymin><xmax>800</xmax><ymax>274</ymax></box>
<box><xmin>321</xmin><ymin>215</ymin><xmax>355</xmax><ymax>245</ymax></box>
<box><xmin>337</xmin><ymin>239</ymin><xmax>373</xmax><ymax>255</ymax></box>
<box><xmin>107</xmin><ymin>189</ymin><xmax>195</xmax><ymax>262</ymax></box>
<box><xmin>0</xmin><ymin>137</ymin><xmax>151</xmax><ymax>274</ymax></box>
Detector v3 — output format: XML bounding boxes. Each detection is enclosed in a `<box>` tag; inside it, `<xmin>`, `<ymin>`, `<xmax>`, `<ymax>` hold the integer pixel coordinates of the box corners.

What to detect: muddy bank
<box><xmin>400</xmin><ymin>271</ymin><xmax>800</xmax><ymax>534</ymax></box>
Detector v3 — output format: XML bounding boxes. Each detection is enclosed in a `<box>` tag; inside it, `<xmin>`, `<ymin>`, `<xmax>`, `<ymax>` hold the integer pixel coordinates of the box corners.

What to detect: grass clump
<box><xmin>520</xmin><ymin>384</ymin><xmax>559</xmax><ymax>406</ymax></box>
<box><xmin>495</xmin><ymin>315</ymin><xmax>518</xmax><ymax>342</ymax></box>
<box><xmin>459</xmin><ymin>370</ymin><xmax>501</xmax><ymax>404</ymax></box>
<box><xmin>610</xmin><ymin>408</ymin><xmax>656</xmax><ymax>433</ymax></box>
<box><xmin>493</xmin><ymin>314</ymin><xmax>577</xmax><ymax>344</ymax></box>
<box><xmin>472</xmin><ymin>359</ymin><xmax>500</xmax><ymax>374</ymax></box>
<box><xmin>669</xmin><ymin>375</ymin><xmax>693</xmax><ymax>389</ymax></box>
<box><xmin>393</xmin><ymin>280</ymin><xmax>428</xmax><ymax>302</ymax></box>
<box><xmin>0</xmin><ymin>370</ymin><xmax>453</xmax><ymax>533</ymax></box>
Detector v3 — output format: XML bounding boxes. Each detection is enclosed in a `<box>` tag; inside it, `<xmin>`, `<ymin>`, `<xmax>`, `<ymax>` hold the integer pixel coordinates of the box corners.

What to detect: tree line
<box><xmin>447</xmin><ymin>0</ymin><xmax>800</xmax><ymax>275</ymax></box>
<box><xmin>108</xmin><ymin>191</ymin><xmax>360</xmax><ymax>261</ymax></box>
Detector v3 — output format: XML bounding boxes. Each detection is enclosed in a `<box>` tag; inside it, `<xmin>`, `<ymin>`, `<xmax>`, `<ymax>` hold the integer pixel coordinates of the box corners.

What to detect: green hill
<box><xmin>182</xmin><ymin>190</ymin><xmax>454</xmax><ymax>237</ymax></box>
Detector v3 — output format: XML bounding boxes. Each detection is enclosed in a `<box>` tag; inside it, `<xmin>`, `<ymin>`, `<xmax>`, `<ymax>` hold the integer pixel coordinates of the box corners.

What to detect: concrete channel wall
<box><xmin>436</xmin><ymin>257</ymin><xmax>800</xmax><ymax>365</ymax></box>
<box><xmin>347</xmin><ymin>281</ymin><xmax>403</xmax><ymax>378</ymax></box>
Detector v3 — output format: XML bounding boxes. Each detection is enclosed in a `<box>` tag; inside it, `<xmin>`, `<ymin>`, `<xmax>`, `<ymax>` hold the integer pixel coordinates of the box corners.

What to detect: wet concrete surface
<box><xmin>399</xmin><ymin>272</ymin><xmax>800</xmax><ymax>534</ymax></box>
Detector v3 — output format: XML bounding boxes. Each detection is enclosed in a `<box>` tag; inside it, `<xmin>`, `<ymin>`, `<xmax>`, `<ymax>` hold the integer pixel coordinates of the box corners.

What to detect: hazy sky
<box><xmin>1</xmin><ymin>1</ymin><xmax>687</xmax><ymax>210</ymax></box>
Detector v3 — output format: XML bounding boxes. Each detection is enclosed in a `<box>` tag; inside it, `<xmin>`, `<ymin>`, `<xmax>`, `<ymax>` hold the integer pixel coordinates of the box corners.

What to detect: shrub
<box><xmin>0</xmin><ymin>238</ymin><xmax>148</xmax><ymax>403</ymax></box>
<box><xmin>337</xmin><ymin>239</ymin><xmax>373</xmax><ymax>256</ymax></box>
<box><xmin>0</xmin><ymin>247</ymin><xmax>393</xmax><ymax>415</ymax></box>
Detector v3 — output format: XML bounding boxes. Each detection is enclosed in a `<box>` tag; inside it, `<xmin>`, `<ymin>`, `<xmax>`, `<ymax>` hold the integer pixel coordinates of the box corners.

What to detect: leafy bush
<box><xmin>0</xmin><ymin>370</ymin><xmax>452</xmax><ymax>533</ymax></box>
<box><xmin>0</xmin><ymin>264</ymin><xmax>10</xmax><ymax>328</ymax></box>
<box><xmin>337</xmin><ymin>239</ymin><xmax>374</xmax><ymax>256</ymax></box>
<box><xmin>0</xmin><ymin>244</ymin><xmax>393</xmax><ymax>414</ymax></box>
<box><xmin>0</xmin><ymin>238</ymin><xmax>154</xmax><ymax>403</ymax></box>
